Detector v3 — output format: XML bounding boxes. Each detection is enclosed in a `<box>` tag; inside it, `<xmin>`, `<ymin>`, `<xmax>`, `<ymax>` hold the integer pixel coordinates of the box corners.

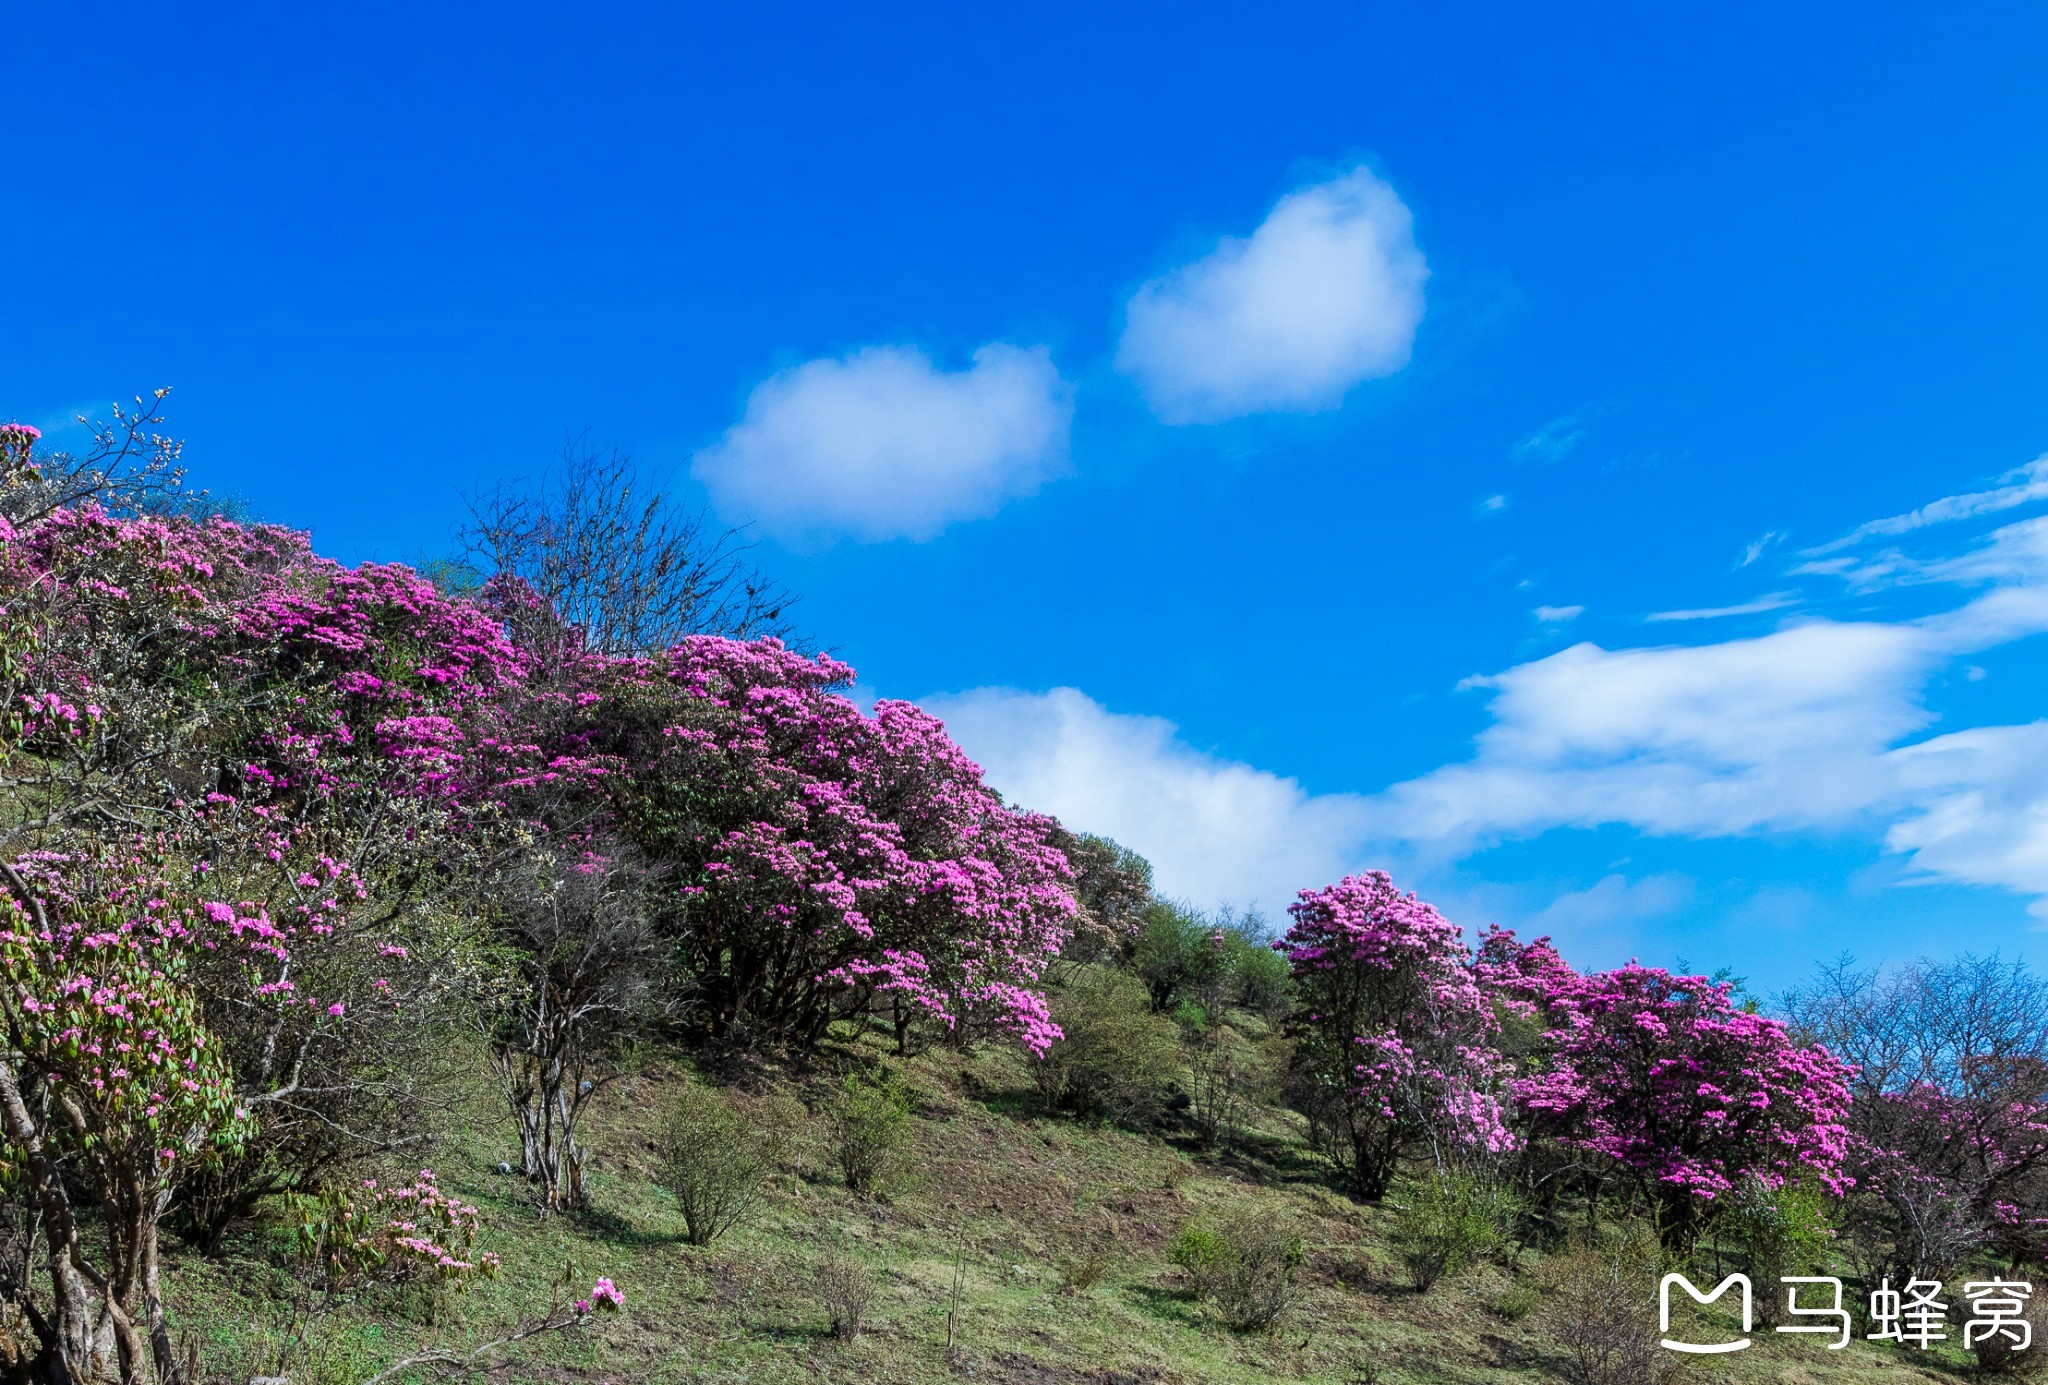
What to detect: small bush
<box><xmin>1536</xmin><ymin>1224</ymin><xmax>1684</xmax><ymax>1385</ymax></box>
<box><xmin>829</xmin><ymin>1070</ymin><xmax>912</xmax><ymax>1197</ymax></box>
<box><xmin>1032</xmin><ymin>968</ymin><xmax>1181</xmax><ymax>1125</ymax></box>
<box><xmin>1168</xmin><ymin>1225</ymin><xmax>1229</xmax><ymax>1301</ymax></box>
<box><xmin>1720</xmin><ymin>1172</ymin><xmax>1836</xmax><ymax>1325</ymax></box>
<box><xmin>1973</xmin><ymin>1285</ymin><xmax>2048</xmax><ymax>1375</ymax></box>
<box><xmin>1391</xmin><ymin>1171</ymin><xmax>1523</xmax><ymax>1292</ymax></box>
<box><xmin>1171</xmin><ymin>1208</ymin><xmax>1305</xmax><ymax>1332</ymax></box>
<box><xmin>1183</xmin><ymin>1024</ymin><xmax>1252</xmax><ymax>1149</ymax></box>
<box><xmin>655</xmin><ymin>1083</ymin><xmax>790</xmax><ymax>1246</ymax></box>
<box><xmin>813</xmin><ymin>1249</ymin><xmax>876</xmax><ymax>1340</ymax></box>
<box><xmin>1492</xmin><ymin>1279</ymin><xmax>1542</xmax><ymax>1323</ymax></box>
<box><xmin>1057</xmin><ymin>1243</ymin><xmax>1117</xmax><ymax>1293</ymax></box>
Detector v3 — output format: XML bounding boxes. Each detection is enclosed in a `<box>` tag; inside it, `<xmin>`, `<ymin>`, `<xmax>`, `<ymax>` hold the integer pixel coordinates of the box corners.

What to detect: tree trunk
<box><xmin>0</xmin><ymin>1063</ymin><xmax>94</xmax><ymax>1384</ymax></box>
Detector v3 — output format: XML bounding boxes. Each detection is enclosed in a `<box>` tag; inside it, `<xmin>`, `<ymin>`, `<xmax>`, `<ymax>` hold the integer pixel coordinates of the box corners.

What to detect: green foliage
<box><xmin>1492</xmin><ymin>1279</ymin><xmax>1541</xmax><ymax>1322</ymax></box>
<box><xmin>1170</xmin><ymin>1208</ymin><xmax>1306</xmax><ymax>1332</ymax></box>
<box><xmin>828</xmin><ymin>1069</ymin><xmax>912</xmax><ymax>1197</ymax></box>
<box><xmin>1132</xmin><ymin>901</ymin><xmax>1227</xmax><ymax>1013</ymax></box>
<box><xmin>1390</xmin><ymin>1171</ymin><xmax>1523</xmax><ymax>1292</ymax></box>
<box><xmin>1168</xmin><ymin>1226</ymin><xmax>1230</xmax><ymax>1301</ymax></box>
<box><xmin>1132</xmin><ymin>901</ymin><xmax>1289</xmax><ymax>1023</ymax></box>
<box><xmin>1032</xmin><ymin>967</ymin><xmax>1181</xmax><ymax>1124</ymax></box>
<box><xmin>1225</xmin><ymin>937</ymin><xmax>1292</xmax><ymax>1019</ymax></box>
<box><xmin>1722</xmin><ymin>1171</ymin><xmax>1838</xmax><ymax>1323</ymax></box>
<box><xmin>1183</xmin><ymin>1023</ymin><xmax>1257</xmax><ymax>1149</ymax></box>
<box><xmin>655</xmin><ymin>1083</ymin><xmax>791</xmax><ymax>1245</ymax></box>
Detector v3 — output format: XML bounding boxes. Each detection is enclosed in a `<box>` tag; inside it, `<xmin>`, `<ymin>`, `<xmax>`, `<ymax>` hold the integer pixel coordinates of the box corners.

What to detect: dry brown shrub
<box><xmin>1535</xmin><ymin>1224</ymin><xmax>1686</xmax><ymax>1385</ymax></box>
<box><xmin>1972</xmin><ymin>1284</ymin><xmax>2048</xmax><ymax>1375</ymax></box>
<box><xmin>813</xmin><ymin>1250</ymin><xmax>876</xmax><ymax>1340</ymax></box>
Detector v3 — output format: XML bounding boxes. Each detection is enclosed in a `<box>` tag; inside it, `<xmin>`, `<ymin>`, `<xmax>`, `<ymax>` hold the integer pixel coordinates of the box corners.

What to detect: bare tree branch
<box><xmin>460</xmin><ymin>440</ymin><xmax>797</xmax><ymax>654</ymax></box>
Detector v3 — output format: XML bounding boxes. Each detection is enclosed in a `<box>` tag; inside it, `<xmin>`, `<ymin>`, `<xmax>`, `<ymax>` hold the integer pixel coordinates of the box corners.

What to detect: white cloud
<box><xmin>1805</xmin><ymin>454</ymin><xmax>2048</xmax><ymax>556</ymax></box>
<box><xmin>1885</xmin><ymin>723</ymin><xmax>2048</xmax><ymax>917</ymax></box>
<box><xmin>1364</xmin><ymin>480</ymin><xmax>2048</xmax><ymax>912</ymax></box>
<box><xmin>1378</xmin><ymin>622</ymin><xmax>1939</xmax><ymax>847</ymax></box>
<box><xmin>925</xmin><ymin>686</ymin><xmax>1372</xmax><ymax>917</ymax></box>
<box><xmin>1480</xmin><ymin>494</ymin><xmax>1509</xmax><ymax>514</ymax></box>
<box><xmin>1512</xmin><ymin>409</ymin><xmax>1591</xmax><ymax>464</ymax></box>
<box><xmin>692</xmin><ymin>343</ymin><xmax>1072</xmax><ymax>543</ymax></box>
<box><xmin>916</xmin><ymin>452</ymin><xmax>2048</xmax><ymax>927</ymax></box>
<box><xmin>1533</xmin><ymin>605</ymin><xmax>1583</xmax><ymax>623</ymax></box>
<box><xmin>1115</xmin><ymin>166</ymin><xmax>1428</xmax><ymax>423</ymax></box>
<box><xmin>1738</xmin><ymin>531</ymin><xmax>1787</xmax><ymax>568</ymax></box>
<box><xmin>1527</xmin><ymin>872</ymin><xmax>1696</xmax><ymax>945</ymax></box>
<box><xmin>1645</xmin><ymin>592</ymin><xmax>1799</xmax><ymax>622</ymax></box>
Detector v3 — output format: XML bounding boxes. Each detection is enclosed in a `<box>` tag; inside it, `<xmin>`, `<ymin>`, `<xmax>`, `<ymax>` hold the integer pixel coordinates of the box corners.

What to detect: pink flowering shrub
<box><xmin>1511</xmin><ymin>962</ymin><xmax>1854</xmax><ymax>1251</ymax></box>
<box><xmin>286</xmin><ymin>1169</ymin><xmax>501</xmax><ymax>1301</ymax></box>
<box><xmin>504</xmin><ymin>635</ymin><xmax>1079</xmax><ymax>1054</ymax></box>
<box><xmin>1278</xmin><ymin>872</ymin><xmax>1513</xmax><ymax>1201</ymax></box>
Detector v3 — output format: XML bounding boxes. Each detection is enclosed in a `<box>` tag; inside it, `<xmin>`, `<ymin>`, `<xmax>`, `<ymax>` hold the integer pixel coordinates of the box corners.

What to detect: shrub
<box><xmin>813</xmin><ymin>1250</ymin><xmax>875</xmax><ymax>1340</ymax></box>
<box><xmin>1493</xmin><ymin>1279</ymin><xmax>1541</xmax><ymax>1322</ymax></box>
<box><xmin>1183</xmin><ymin>1023</ymin><xmax>1253</xmax><ymax>1149</ymax></box>
<box><xmin>1057</xmin><ymin>1243</ymin><xmax>1117</xmax><ymax>1293</ymax></box>
<box><xmin>1132</xmin><ymin>902</ymin><xmax>1227</xmax><ymax>1013</ymax></box>
<box><xmin>1032</xmin><ymin>968</ymin><xmax>1181</xmax><ymax>1125</ymax></box>
<box><xmin>655</xmin><ymin>1083</ymin><xmax>790</xmax><ymax>1246</ymax></box>
<box><xmin>829</xmin><ymin>1070</ymin><xmax>913</xmax><ymax>1197</ymax></box>
<box><xmin>1392</xmin><ymin>1171</ymin><xmax>1523</xmax><ymax>1292</ymax></box>
<box><xmin>1168</xmin><ymin>1225</ymin><xmax>1229</xmax><ymax>1301</ymax></box>
<box><xmin>1720</xmin><ymin>1172</ymin><xmax>1836</xmax><ymax>1324</ymax></box>
<box><xmin>1973</xmin><ymin>1284</ymin><xmax>2048</xmax><ymax>1375</ymax></box>
<box><xmin>1536</xmin><ymin>1224</ymin><xmax>1683</xmax><ymax>1385</ymax></box>
<box><xmin>1171</xmin><ymin>1209</ymin><xmax>1305</xmax><ymax>1332</ymax></box>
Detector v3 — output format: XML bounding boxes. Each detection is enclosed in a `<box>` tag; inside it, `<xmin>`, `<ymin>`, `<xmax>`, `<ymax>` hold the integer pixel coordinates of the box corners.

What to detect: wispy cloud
<box><xmin>1366</xmin><ymin>483</ymin><xmax>2048</xmax><ymax>914</ymax></box>
<box><xmin>1804</xmin><ymin>454</ymin><xmax>2048</xmax><ymax>556</ymax></box>
<box><xmin>1512</xmin><ymin>408</ymin><xmax>1591</xmax><ymax>464</ymax></box>
<box><xmin>1115</xmin><ymin>166</ymin><xmax>1427</xmax><ymax>424</ymax></box>
<box><xmin>1645</xmin><ymin>592</ymin><xmax>1799</xmax><ymax>623</ymax></box>
<box><xmin>693</xmin><ymin>343</ymin><xmax>1072</xmax><ymax>544</ymax></box>
<box><xmin>1738</xmin><ymin>530</ymin><xmax>1786</xmax><ymax>568</ymax></box>
<box><xmin>1479</xmin><ymin>493</ymin><xmax>1508</xmax><ymax>514</ymax></box>
<box><xmin>1534</xmin><ymin>604</ymin><xmax>1583</xmax><ymax>623</ymax></box>
<box><xmin>931</xmin><ymin>454</ymin><xmax>2048</xmax><ymax>925</ymax></box>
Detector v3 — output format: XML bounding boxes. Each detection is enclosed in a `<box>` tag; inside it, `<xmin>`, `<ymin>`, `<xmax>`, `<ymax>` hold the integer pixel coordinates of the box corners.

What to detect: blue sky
<box><xmin>11</xmin><ymin>2</ymin><xmax>2048</xmax><ymax>989</ymax></box>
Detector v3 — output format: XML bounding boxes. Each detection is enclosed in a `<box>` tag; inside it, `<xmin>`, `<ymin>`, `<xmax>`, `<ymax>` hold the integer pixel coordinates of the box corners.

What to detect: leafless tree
<box><xmin>1783</xmin><ymin>952</ymin><xmax>2048</xmax><ymax>1277</ymax></box>
<box><xmin>461</xmin><ymin>441</ymin><xmax>796</xmax><ymax>654</ymax></box>
<box><xmin>1782</xmin><ymin>951</ymin><xmax>2048</xmax><ymax>1099</ymax></box>
<box><xmin>476</xmin><ymin>850</ymin><xmax>673</xmax><ymax>1213</ymax></box>
<box><xmin>1</xmin><ymin>389</ymin><xmax>235</xmax><ymax>525</ymax></box>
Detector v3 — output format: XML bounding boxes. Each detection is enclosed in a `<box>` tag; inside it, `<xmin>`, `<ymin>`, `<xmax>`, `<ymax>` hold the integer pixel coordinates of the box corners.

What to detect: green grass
<box><xmin>156</xmin><ymin>1031</ymin><xmax>1996</xmax><ymax>1384</ymax></box>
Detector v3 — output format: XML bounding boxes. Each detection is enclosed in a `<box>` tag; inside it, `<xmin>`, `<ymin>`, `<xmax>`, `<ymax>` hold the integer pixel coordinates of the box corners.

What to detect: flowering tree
<box><xmin>0</xmin><ymin>423</ymin><xmax>522</xmax><ymax>1381</ymax></box>
<box><xmin>496</xmin><ymin>636</ymin><xmax>1080</xmax><ymax>1055</ymax></box>
<box><xmin>1514</xmin><ymin>963</ymin><xmax>1854</xmax><ymax>1252</ymax></box>
<box><xmin>1279</xmin><ymin>872</ymin><xmax>1512</xmax><ymax>1201</ymax></box>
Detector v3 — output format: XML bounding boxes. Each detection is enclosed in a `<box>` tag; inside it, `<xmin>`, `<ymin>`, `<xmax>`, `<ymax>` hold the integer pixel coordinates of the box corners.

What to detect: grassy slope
<box><xmin>165</xmin><ymin>1031</ymin><xmax>1989</xmax><ymax>1385</ymax></box>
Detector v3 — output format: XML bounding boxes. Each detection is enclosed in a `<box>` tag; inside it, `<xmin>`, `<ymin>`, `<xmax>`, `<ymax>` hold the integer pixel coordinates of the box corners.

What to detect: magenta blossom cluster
<box><xmin>1279</xmin><ymin>872</ymin><xmax>1514</xmax><ymax>1199</ymax></box>
<box><xmin>1476</xmin><ymin>929</ymin><xmax>1854</xmax><ymax>1247</ymax></box>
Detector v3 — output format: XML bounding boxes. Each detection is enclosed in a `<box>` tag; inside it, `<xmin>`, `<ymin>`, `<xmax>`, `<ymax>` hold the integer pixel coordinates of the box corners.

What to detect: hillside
<box><xmin>161</xmin><ymin>1028</ymin><xmax>1992</xmax><ymax>1385</ymax></box>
